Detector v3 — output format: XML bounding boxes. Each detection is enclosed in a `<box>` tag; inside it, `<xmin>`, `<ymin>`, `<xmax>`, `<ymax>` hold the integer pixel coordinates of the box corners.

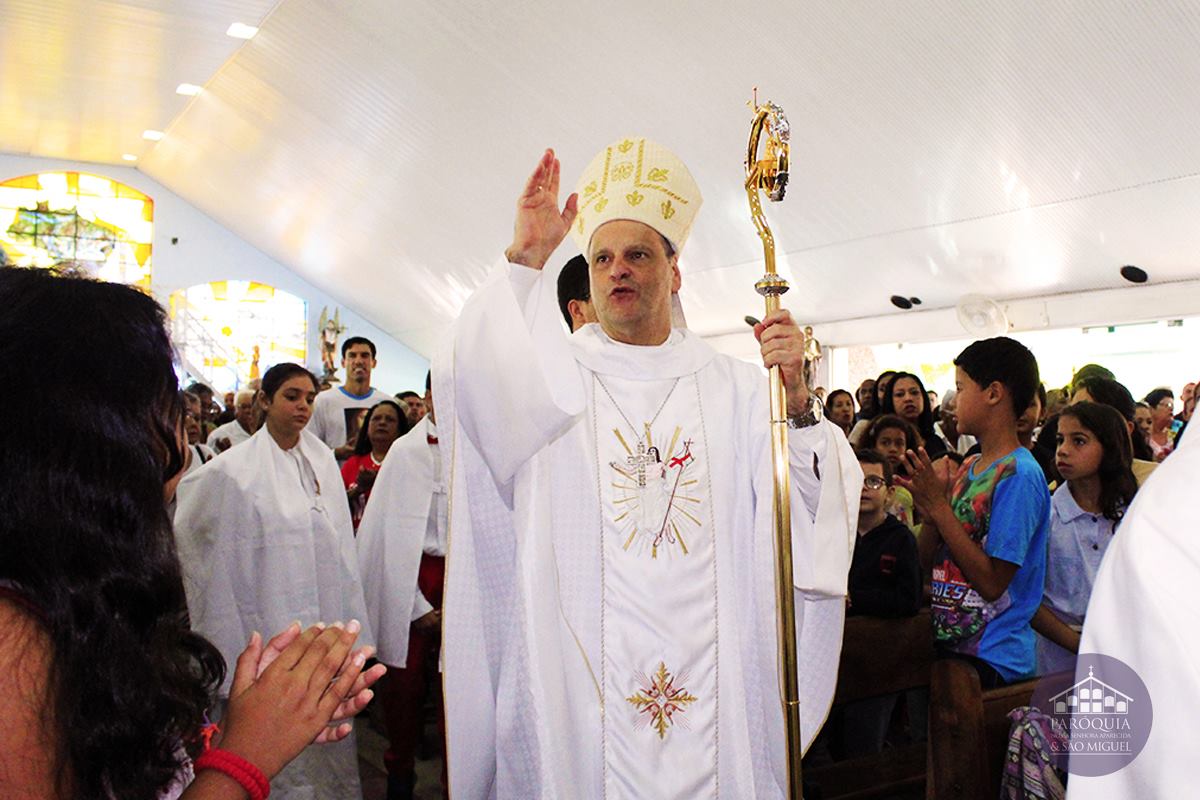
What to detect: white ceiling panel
<box><xmin>0</xmin><ymin>0</ymin><xmax>276</xmax><ymax>164</ymax></box>
<box><xmin>4</xmin><ymin>0</ymin><xmax>1200</xmax><ymax>354</ymax></box>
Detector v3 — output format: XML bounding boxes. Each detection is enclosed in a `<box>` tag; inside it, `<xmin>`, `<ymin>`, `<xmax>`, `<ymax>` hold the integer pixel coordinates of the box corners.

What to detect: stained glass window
<box><xmin>0</xmin><ymin>172</ymin><xmax>153</xmax><ymax>288</ymax></box>
<box><xmin>170</xmin><ymin>281</ymin><xmax>308</xmax><ymax>393</ymax></box>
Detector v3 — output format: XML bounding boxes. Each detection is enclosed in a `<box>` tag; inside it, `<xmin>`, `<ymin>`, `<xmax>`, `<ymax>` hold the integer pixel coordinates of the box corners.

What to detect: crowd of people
<box><xmin>0</xmin><ymin>265</ymin><xmax>444</xmax><ymax>799</ymax></box>
<box><xmin>839</xmin><ymin>358</ymin><xmax>1194</xmax><ymax>632</ymax></box>
<box><xmin>1</xmin><ymin>139</ymin><xmax>1195</xmax><ymax>800</ymax></box>
<box><xmin>811</xmin><ymin>345</ymin><xmax>1194</xmax><ymax>793</ymax></box>
<box><xmin>177</xmin><ymin>343</ymin><xmax>442</xmax><ymax>800</ymax></box>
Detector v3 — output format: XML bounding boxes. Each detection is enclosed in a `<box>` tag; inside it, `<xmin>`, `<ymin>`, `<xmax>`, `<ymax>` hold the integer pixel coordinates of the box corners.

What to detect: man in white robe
<box><xmin>436</xmin><ymin>140</ymin><xmax>861</xmax><ymax>799</ymax></box>
<box><xmin>175</xmin><ymin>423</ymin><xmax>374</xmax><ymax>799</ymax></box>
<box><xmin>356</xmin><ymin>378</ymin><xmax>448</xmax><ymax>799</ymax></box>
<box><xmin>1066</xmin><ymin>426</ymin><xmax>1196</xmax><ymax>798</ymax></box>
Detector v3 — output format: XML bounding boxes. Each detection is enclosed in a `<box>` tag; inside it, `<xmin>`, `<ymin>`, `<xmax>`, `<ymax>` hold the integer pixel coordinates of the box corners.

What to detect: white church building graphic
<box><xmin>1050</xmin><ymin>666</ymin><xmax>1133</xmax><ymax>715</ymax></box>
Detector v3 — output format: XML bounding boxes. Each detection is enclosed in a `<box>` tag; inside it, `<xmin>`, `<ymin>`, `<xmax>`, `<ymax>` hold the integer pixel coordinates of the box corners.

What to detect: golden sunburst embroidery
<box><xmin>610</xmin><ymin>427</ymin><xmax>701</xmax><ymax>560</ymax></box>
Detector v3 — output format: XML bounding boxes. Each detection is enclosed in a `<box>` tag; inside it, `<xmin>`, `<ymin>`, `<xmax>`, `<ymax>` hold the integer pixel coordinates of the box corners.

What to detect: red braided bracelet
<box><xmin>194</xmin><ymin>748</ymin><xmax>270</xmax><ymax>800</ymax></box>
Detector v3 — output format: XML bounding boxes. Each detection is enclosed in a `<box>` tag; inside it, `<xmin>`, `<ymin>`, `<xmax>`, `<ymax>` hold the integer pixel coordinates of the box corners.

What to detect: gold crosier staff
<box><xmin>745</xmin><ymin>98</ymin><xmax>803</xmax><ymax>798</ymax></box>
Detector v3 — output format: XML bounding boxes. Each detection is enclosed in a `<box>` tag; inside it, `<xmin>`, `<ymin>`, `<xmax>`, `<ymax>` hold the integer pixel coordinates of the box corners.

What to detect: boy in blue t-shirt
<box><xmin>902</xmin><ymin>337</ymin><xmax>1050</xmax><ymax>685</ymax></box>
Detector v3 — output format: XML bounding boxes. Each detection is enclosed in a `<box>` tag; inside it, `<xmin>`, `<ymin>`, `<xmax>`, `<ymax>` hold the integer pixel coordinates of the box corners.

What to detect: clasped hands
<box><xmin>895</xmin><ymin>447</ymin><xmax>955</xmax><ymax>516</ymax></box>
<box><xmin>216</xmin><ymin>620</ymin><xmax>387</xmax><ymax>779</ymax></box>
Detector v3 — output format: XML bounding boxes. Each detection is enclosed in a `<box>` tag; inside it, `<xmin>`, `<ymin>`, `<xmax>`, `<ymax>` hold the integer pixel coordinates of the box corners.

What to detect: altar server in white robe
<box><xmin>356</xmin><ymin>373</ymin><xmax>449</xmax><ymax>799</ymax></box>
<box><xmin>1067</xmin><ymin>425</ymin><xmax>1196</xmax><ymax>799</ymax></box>
<box><xmin>175</xmin><ymin>362</ymin><xmax>374</xmax><ymax>800</ymax></box>
<box><xmin>436</xmin><ymin>140</ymin><xmax>862</xmax><ymax>799</ymax></box>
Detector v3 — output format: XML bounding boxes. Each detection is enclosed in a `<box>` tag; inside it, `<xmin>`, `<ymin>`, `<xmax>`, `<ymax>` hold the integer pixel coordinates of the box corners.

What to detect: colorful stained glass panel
<box><xmin>0</xmin><ymin>171</ymin><xmax>153</xmax><ymax>289</ymax></box>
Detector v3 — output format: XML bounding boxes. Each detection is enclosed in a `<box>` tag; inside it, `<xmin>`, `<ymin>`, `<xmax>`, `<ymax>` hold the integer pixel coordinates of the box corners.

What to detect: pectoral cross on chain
<box><xmin>625</xmin><ymin>440</ymin><xmax>657</xmax><ymax>488</ymax></box>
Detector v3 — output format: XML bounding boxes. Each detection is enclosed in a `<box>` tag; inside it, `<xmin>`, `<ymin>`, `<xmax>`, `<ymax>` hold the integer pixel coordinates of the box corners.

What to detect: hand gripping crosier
<box><xmin>745</xmin><ymin>98</ymin><xmax>803</xmax><ymax>799</ymax></box>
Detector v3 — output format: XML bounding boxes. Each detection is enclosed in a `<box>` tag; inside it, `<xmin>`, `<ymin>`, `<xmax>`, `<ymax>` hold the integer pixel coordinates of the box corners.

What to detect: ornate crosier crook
<box><xmin>745</xmin><ymin>94</ymin><xmax>804</xmax><ymax>799</ymax></box>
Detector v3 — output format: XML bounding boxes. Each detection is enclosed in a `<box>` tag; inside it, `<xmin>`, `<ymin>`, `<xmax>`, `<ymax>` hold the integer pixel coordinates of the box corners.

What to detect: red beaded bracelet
<box><xmin>194</xmin><ymin>748</ymin><xmax>270</xmax><ymax>800</ymax></box>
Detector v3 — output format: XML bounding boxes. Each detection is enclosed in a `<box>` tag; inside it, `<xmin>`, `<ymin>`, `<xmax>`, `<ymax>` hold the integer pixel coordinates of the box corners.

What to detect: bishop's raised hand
<box><xmin>505</xmin><ymin>149</ymin><xmax>579</xmax><ymax>271</ymax></box>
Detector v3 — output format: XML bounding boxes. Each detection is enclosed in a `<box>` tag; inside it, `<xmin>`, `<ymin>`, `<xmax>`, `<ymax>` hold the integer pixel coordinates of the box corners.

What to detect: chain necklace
<box><xmin>595</xmin><ymin>374</ymin><xmax>681</xmax><ymax>440</ymax></box>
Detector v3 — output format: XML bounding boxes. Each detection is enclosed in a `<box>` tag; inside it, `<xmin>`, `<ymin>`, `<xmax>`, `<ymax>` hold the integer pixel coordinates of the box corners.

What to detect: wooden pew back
<box><xmin>804</xmin><ymin>610</ymin><xmax>933</xmax><ymax>800</ymax></box>
<box><xmin>926</xmin><ymin>658</ymin><xmax>1039</xmax><ymax>799</ymax></box>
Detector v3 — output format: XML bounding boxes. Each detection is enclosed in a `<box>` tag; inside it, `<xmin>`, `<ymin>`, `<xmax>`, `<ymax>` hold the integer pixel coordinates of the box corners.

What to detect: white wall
<box><xmin>0</xmin><ymin>153</ymin><xmax>429</xmax><ymax>395</ymax></box>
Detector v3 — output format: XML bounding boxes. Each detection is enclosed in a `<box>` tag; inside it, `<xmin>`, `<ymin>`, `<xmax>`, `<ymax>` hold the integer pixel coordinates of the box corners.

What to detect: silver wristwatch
<box><xmin>786</xmin><ymin>393</ymin><xmax>823</xmax><ymax>429</ymax></box>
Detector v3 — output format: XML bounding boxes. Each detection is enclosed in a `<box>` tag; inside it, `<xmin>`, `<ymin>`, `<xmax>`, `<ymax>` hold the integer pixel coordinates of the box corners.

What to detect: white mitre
<box><xmin>571</xmin><ymin>136</ymin><xmax>703</xmax><ymax>255</ymax></box>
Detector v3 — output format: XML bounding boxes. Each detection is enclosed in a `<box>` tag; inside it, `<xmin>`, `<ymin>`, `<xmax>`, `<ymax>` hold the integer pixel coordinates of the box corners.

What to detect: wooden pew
<box><xmin>804</xmin><ymin>609</ymin><xmax>933</xmax><ymax>800</ymax></box>
<box><xmin>926</xmin><ymin>658</ymin><xmax>1039</xmax><ymax>799</ymax></box>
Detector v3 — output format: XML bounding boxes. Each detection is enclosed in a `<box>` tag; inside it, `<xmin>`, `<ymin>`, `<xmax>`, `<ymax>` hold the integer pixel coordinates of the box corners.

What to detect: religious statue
<box><xmin>317</xmin><ymin>307</ymin><xmax>347</xmax><ymax>382</ymax></box>
<box><xmin>249</xmin><ymin>344</ymin><xmax>261</xmax><ymax>380</ymax></box>
<box><xmin>803</xmin><ymin>325</ymin><xmax>822</xmax><ymax>388</ymax></box>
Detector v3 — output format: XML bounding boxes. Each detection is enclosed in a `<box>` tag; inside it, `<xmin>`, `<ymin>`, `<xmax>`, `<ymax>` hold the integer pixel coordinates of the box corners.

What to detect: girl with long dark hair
<box><xmin>0</xmin><ymin>268</ymin><xmax>381</xmax><ymax>799</ymax></box>
<box><xmin>1032</xmin><ymin>401</ymin><xmax>1138</xmax><ymax>674</ymax></box>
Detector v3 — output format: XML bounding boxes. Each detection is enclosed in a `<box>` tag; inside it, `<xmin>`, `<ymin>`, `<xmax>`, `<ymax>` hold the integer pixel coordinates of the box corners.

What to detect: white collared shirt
<box><xmin>423</xmin><ymin>421</ymin><xmax>448</xmax><ymax>556</ymax></box>
<box><xmin>1037</xmin><ymin>482</ymin><xmax>1118</xmax><ymax>674</ymax></box>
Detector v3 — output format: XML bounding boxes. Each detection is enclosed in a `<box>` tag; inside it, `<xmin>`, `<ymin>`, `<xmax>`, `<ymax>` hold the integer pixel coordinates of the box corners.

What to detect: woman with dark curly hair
<box><xmin>0</xmin><ymin>267</ymin><xmax>383</xmax><ymax>799</ymax></box>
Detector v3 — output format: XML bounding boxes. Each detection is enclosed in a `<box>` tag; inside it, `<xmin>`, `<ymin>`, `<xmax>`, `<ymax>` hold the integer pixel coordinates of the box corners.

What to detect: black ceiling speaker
<box><xmin>890</xmin><ymin>295</ymin><xmax>913</xmax><ymax>310</ymax></box>
<box><xmin>1120</xmin><ymin>265</ymin><xmax>1148</xmax><ymax>284</ymax></box>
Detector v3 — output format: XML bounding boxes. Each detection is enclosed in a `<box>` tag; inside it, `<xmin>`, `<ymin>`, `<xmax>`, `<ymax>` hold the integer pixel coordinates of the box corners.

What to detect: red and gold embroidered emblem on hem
<box><xmin>626</xmin><ymin>662</ymin><xmax>698</xmax><ymax>740</ymax></box>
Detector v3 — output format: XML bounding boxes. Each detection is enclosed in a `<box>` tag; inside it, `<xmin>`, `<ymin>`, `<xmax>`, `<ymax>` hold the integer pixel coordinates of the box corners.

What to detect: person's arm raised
<box><xmin>451</xmin><ymin>149</ymin><xmax>588</xmax><ymax>485</ymax></box>
<box><xmin>504</xmin><ymin>149</ymin><xmax>579</xmax><ymax>270</ymax></box>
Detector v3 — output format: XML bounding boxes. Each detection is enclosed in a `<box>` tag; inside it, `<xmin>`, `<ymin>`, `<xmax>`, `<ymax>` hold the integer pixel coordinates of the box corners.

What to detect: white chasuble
<box><xmin>594</xmin><ymin>373</ymin><xmax>718</xmax><ymax>797</ymax></box>
<box><xmin>437</xmin><ymin>260</ymin><xmax>862</xmax><ymax>800</ymax></box>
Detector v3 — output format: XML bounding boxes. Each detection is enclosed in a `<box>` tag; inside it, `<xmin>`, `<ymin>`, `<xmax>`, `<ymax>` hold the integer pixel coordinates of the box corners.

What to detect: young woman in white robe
<box><xmin>0</xmin><ymin>271</ymin><xmax>382</xmax><ymax>800</ymax></box>
<box><xmin>175</xmin><ymin>363</ymin><xmax>375</xmax><ymax>800</ymax></box>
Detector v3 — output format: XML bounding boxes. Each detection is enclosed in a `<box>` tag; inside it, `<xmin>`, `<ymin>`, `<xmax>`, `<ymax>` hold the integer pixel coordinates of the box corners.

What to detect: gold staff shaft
<box><xmin>746</xmin><ymin>101</ymin><xmax>803</xmax><ymax>799</ymax></box>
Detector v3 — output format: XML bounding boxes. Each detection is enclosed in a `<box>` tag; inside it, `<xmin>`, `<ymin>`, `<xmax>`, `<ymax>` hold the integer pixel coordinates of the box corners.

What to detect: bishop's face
<box><xmin>588</xmin><ymin>220</ymin><xmax>681</xmax><ymax>346</ymax></box>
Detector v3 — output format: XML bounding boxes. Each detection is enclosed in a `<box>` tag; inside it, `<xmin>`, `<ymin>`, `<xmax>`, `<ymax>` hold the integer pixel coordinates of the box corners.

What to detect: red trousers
<box><xmin>378</xmin><ymin>554</ymin><xmax>447</xmax><ymax>795</ymax></box>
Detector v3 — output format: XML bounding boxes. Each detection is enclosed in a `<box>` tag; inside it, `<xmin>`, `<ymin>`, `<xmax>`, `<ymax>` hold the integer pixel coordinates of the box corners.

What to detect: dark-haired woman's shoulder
<box><xmin>0</xmin><ymin>595</ymin><xmax>60</xmax><ymax>798</ymax></box>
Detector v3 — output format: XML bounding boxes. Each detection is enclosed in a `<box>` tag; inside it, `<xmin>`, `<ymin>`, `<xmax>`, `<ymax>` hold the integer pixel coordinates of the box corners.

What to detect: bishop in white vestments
<box><xmin>435</xmin><ymin>140</ymin><xmax>861</xmax><ymax>799</ymax></box>
<box><xmin>1067</xmin><ymin>426</ymin><xmax>1196</xmax><ymax>798</ymax></box>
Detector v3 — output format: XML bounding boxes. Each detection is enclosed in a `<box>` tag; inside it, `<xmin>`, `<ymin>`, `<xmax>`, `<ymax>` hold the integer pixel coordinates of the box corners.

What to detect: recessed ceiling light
<box><xmin>142</xmin><ymin>129</ymin><xmax>164</xmax><ymax>141</ymax></box>
<box><xmin>226</xmin><ymin>22</ymin><xmax>258</xmax><ymax>39</ymax></box>
<box><xmin>176</xmin><ymin>83</ymin><xmax>202</xmax><ymax>96</ymax></box>
<box><xmin>121</xmin><ymin>153</ymin><xmax>138</xmax><ymax>162</ymax></box>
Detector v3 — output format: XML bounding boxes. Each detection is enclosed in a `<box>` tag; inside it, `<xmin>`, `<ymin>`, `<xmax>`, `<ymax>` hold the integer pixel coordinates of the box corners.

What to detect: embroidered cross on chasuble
<box><xmin>594</xmin><ymin>371</ymin><xmax>720</xmax><ymax>797</ymax></box>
